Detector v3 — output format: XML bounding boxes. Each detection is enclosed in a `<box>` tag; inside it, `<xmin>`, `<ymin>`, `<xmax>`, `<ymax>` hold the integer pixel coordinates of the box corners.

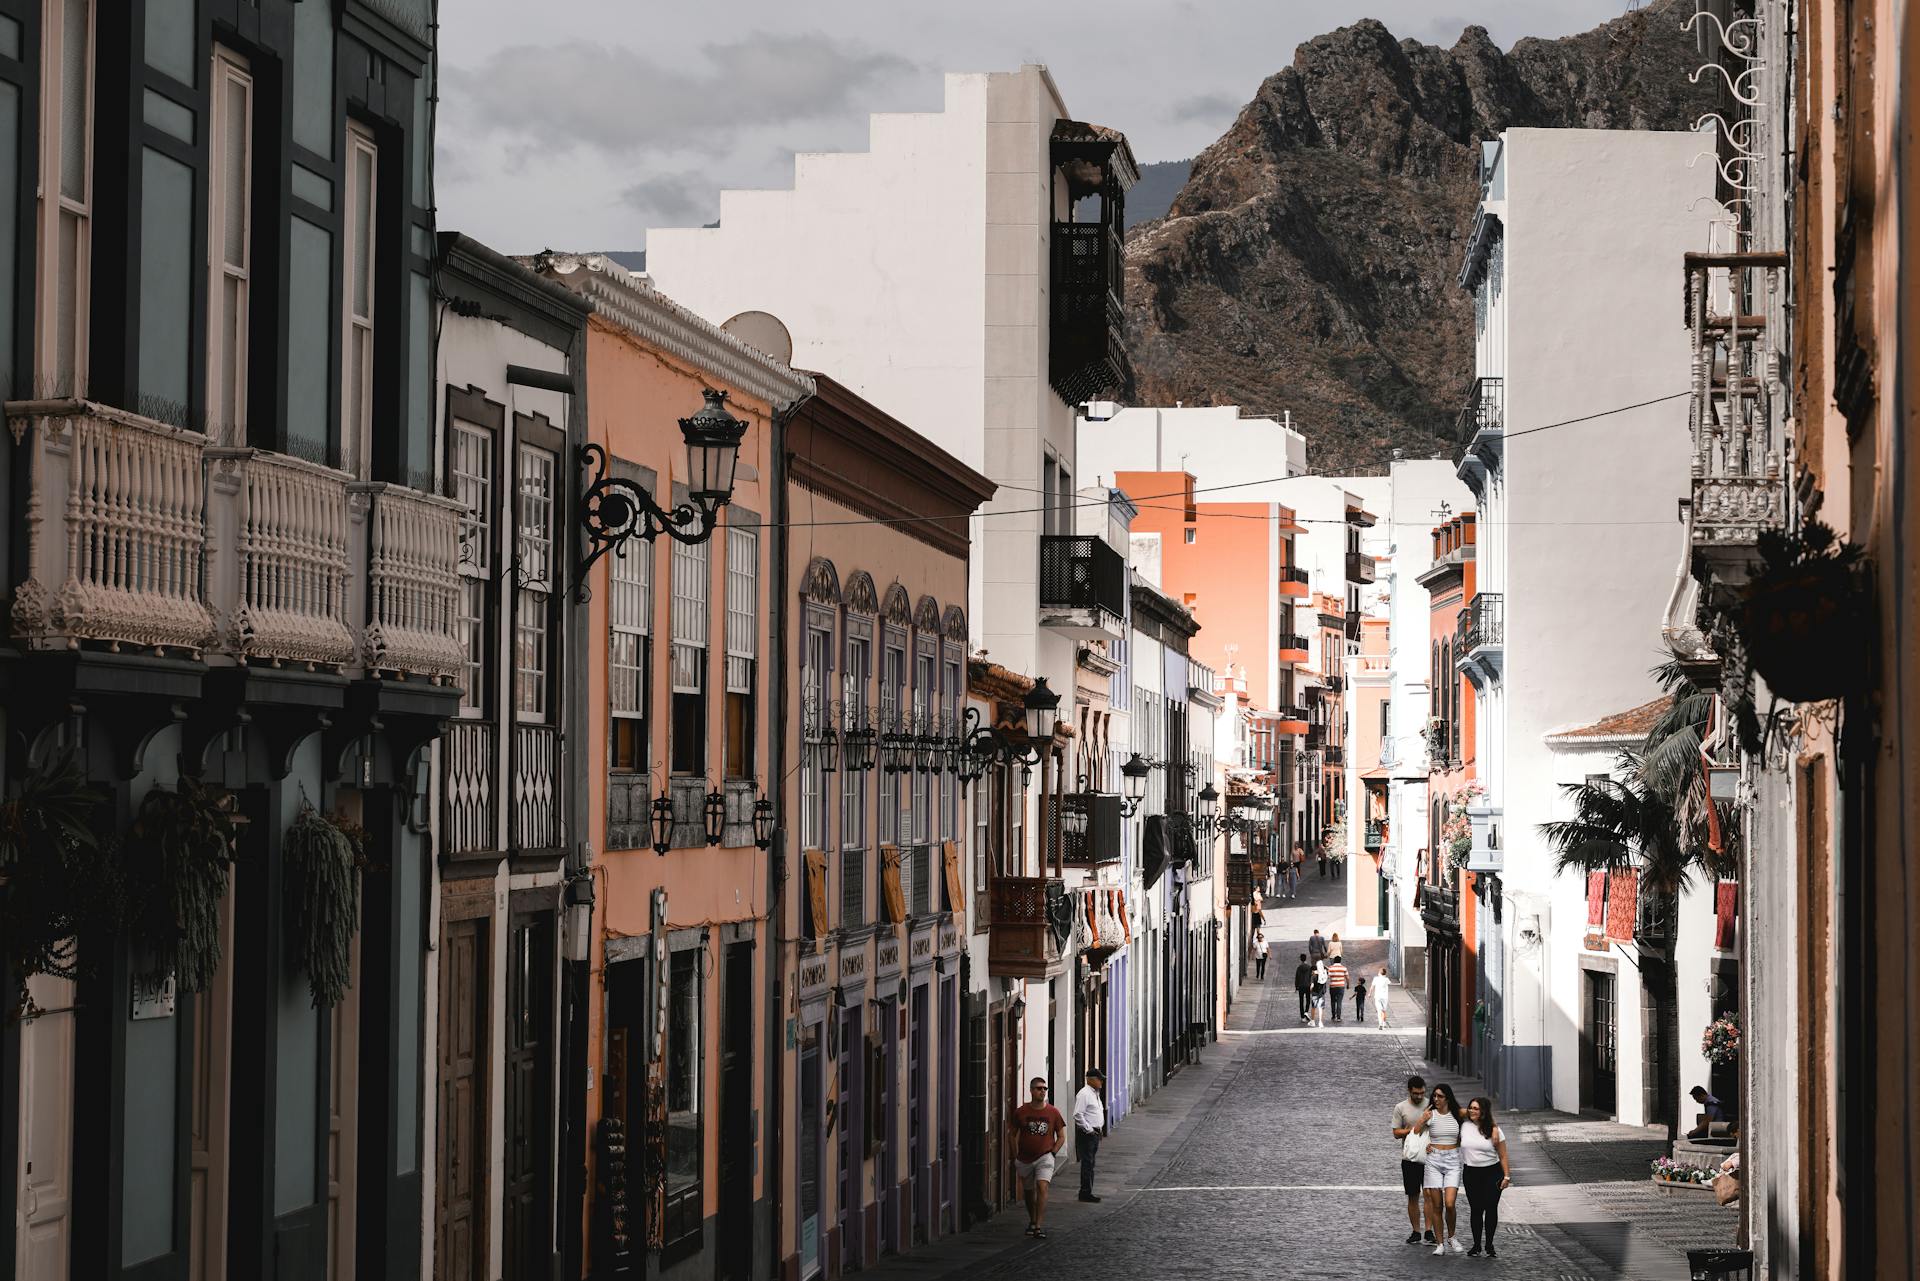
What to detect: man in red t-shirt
<box><xmin>1007</xmin><ymin>1076</ymin><xmax>1066</xmax><ymax>1237</ymax></box>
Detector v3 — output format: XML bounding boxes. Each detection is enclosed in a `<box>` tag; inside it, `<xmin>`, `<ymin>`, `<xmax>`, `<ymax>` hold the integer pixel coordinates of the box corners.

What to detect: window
<box><xmin>1184</xmin><ymin>527</ymin><xmax>1196</xmax><ymax>545</ymax></box>
<box><xmin>671</xmin><ymin>534</ymin><xmax>710</xmax><ymax>774</ymax></box>
<box><xmin>842</xmin><ymin>624</ymin><xmax>871</xmax><ymax>852</ymax></box>
<box><xmin>666</xmin><ymin>946</ymin><xmax>702</xmax><ymax>1196</ymax></box>
<box><xmin>913</xmin><ymin>641</ymin><xmax>934</xmax><ymax>843</ymax></box>
<box><xmin>1380</xmin><ymin>700</ymin><xmax>1390</xmax><ymax>742</ymax></box>
<box><xmin>801</xmin><ymin>620</ymin><xmax>833</xmax><ymax>852</ymax></box>
<box><xmin>1042</xmin><ymin>455</ymin><xmax>1058</xmax><ymax>535</ymax></box>
<box><xmin>39</xmin><ymin>0</ymin><xmax>92</xmax><ymax>397</ymax></box>
<box><xmin>879</xmin><ymin>635</ymin><xmax>905</xmax><ymax>843</ymax></box>
<box><xmin>341</xmin><ymin>123</ymin><xmax>377</xmax><ymax>476</ymax></box>
<box><xmin>208</xmin><ymin>48</ymin><xmax>252</xmax><ymax>440</ymax></box>
<box><xmin>514</xmin><ymin>443</ymin><xmax>556</xmax><ymax>720</ymax></box>
<box><xmin>942</xmin><ymin>647</ymin><xmax>962</xmax><ymax>841</ymax></box>
<box><xmin>724</xmin><ymin>524</ymin><xmax>758</xmax><ymax>778</ymax></box>
<box><xmin>972</xmin><ymin>767</ymin><xmax>993</xmax><ymax>931</ymax></box>
<box><xmin>450</xmin><ymin>420</ymin><xmax>494</xmax><ymax>715</ymax></box>
<box><xmin>610</xmin><ymin>537</ymin><xmax>652</xmax><ymax>772</ymax></box>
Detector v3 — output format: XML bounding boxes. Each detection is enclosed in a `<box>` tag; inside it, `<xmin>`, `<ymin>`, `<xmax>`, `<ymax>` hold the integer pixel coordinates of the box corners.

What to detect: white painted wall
<box><xmin>1077</xmin><ymin>404</ymin><xmax>1308</xmax><ymax>490</ymax></box>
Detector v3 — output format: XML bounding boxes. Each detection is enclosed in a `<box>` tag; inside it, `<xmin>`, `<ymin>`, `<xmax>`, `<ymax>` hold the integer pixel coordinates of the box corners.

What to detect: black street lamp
<box><xmin>1198</xmin><ymin>782</ymin><xmax>1220</xmax><ymax>837</ymax></box>
<box><xmin>1120</xmin><ymin>753</ymin><xmax>1151</xmax><ymax>817</ymax></box>
<box><xmin>1024</xmin><ymin>677</ymin><xmax>1061</xmax><ymax>743</ymax></box>
<box><xmin>651</xmin><ymin>793</ymin><xmax>675</xmax><ymax>856</ymax></box>
<box><xmin>575</xmin><ymin>388</ymin><xmax>748</xmax><ymax>600</ymax></box>
<box><xmin>703</xmin><ymin>787</ymin><xmax>727</xmax><ymax>845</ymax></box>
<box><xmin>752</xmin><ymin>797</ymin><xmax>777</xmax><ymax>850</ymax></box>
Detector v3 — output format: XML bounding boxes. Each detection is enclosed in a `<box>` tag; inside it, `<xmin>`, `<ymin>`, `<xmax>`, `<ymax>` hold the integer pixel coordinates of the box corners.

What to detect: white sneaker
<box><xmin>1433</xmin><ymin>1241</ymin><xmax>1449</xmax><ymax>1257</ymax></box>
<box><xmin>1448</xmin><ymin>1238</ymin><xmax>1467</xmax><ymax>1254</ymax></box>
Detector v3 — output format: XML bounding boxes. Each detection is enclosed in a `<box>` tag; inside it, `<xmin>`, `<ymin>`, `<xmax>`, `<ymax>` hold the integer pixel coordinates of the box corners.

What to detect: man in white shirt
<box><xmin>1073</xmin><ymin>1068</ymin><xmax>1108</xmax><ymax>1203</ymax></box>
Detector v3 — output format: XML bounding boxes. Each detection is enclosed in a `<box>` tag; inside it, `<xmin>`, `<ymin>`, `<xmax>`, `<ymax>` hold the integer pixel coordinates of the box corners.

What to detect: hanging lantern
<box><xmin>703</xmin><ymin>787</ymin><xmax>727</xmax><ymax>845</ymax></box>
<box><xmin>752</xmin><ymin>797</ymin><xmax>777</xmax><ymax>850</ymax></box>
<box><xmin>650</xmin><ymin>793</ymin><xmax>675</xmax><ymax>856</ymax></box>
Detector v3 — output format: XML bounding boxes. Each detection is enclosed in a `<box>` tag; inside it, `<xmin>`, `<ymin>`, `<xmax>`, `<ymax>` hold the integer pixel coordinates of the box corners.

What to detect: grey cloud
<box><xmin>1168</xmin><ymin>92</ymin><xmax>1244</xmax><ymax>125</ymax></box>
<box><xmin>619</xmin><ymin>171</ymin><xmax>717</xmax><ymax>228</ymax></box>
<box><xmin>443</xmin><ymin>31</ymin><xmax>916</xmax><ymax>156</ymax></box>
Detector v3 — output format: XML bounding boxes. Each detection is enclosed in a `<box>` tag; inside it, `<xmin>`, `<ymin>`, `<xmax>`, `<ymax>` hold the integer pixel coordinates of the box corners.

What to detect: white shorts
<box><xmin>1423</xmin><ymin>1148</ymin><xmax>1463</xmax><ymax>1189</ymax></box>
<box><xmin>1014</xmin><ymin>1152</ymin><xmax>1057</xmax><ymax>1184</ymax></box>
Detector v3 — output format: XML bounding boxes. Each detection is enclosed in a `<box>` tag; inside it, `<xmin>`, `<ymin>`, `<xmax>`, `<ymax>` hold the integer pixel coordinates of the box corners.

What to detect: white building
<box><xmin>1453</xmin><ymin>128</ymin><xmax>1717</xmax><ymax>1117</ymax></box>
<box><xmin>1079</xmin><ymin>403</ymin><xmax>1308</xmax><ymax>486</ymax></box>
<box><xmin>1370</xmin><ymin>461</ymin><xmax>1472</xmax><ymax>980</ymax></box>
<box><xmin>643</xmin><ymin>63</ymin><xmax>1138</xmax><ymax>1176</ymax></box>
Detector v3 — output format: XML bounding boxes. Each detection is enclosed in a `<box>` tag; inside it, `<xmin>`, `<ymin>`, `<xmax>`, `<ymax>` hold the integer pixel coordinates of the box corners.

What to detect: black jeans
<box><xmin>1463</xmin><ymin>1164</ymin><xmax>1504</xmax><ymax>1245</ymax></box>
<box><xmin>1076</xmin><ymin>1129</ymin><xmax>1101</xmax><ymax>1196</ymax></box>
<box><xmin>1297</xmin><ymin>987</ymin><xmax>1311</xmax><ymax>1018</ymax></box>
<box><xmin>1255</xmin><ymin>956</ymin><xmax>1268</xmax><ymax>979</ymax></box>
<box><xmin>1330</xmin><ymin>988</ymin><xmax>1345</xmax><ymax>1021</ymax></box>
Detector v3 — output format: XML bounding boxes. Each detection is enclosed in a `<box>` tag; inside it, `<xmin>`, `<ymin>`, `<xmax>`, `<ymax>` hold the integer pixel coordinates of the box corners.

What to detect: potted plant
<box><xmin>0</xmin><ymin>754</ymin><xmax>118</xmax><ymax>1020</ymax></box>
<box><xmin>1701</xmin><ymin>1012</ymin><xmax>1741</xmax><ymax>1067</ymax></box>
<box><xmin>1737</xmin><ymin>520</ymin><xmax>1868</xmax><ymax>702</ymax></box>
<box><xmin>1442</xmin><ymin>783</ymin><xmax>1485</xmax><ymax>869</ymax></box>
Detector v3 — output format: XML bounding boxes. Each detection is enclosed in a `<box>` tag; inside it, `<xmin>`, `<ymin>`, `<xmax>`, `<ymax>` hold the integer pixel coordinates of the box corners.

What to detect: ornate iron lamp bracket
<box><xmin>574</xmin><ymin>442</ymin><xmax>722</xmax><ymax>602</ymax></box>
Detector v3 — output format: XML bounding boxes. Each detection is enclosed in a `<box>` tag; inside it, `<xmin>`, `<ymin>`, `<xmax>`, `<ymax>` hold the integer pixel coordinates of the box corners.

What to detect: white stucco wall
<box><xmin>1077</xmin><ymin>404</ymin><xmax>1308</xmax><ymax>490</ymax></box>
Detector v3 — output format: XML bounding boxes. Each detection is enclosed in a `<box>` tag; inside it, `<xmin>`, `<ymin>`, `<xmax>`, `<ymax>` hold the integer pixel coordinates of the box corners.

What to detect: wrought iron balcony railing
<box><xmin>1050</xmin><ymin>221</ymin><xmax>1125</xmax><ymax>403</ymax></box>
<box><xmin>1038</xmin><ymin>535</ymin><xmax>1127</xmax><ymax>629</ymax></box>
<box><xmin>1456</xmin><ymin>376</ymin><xmax>1504</xmax><ymax>446</ymax></box>
<box><xmin>1365</xmin><ymin>821</ymin><xmax>1385</xmax><ymax>851</ymax></box>
<box><xmin>1055</xmin><ymin>791</ymin><xmax>1123</xmax><ymax>865</ymax></box>
<box><xmin>1346</xmin><ymin>551</ymin><xmax>1376</xmax><ymax>584</ymax></box>
<box><xmin>1463</xmin><ymin>592</ymin><xmax>1503</xmax><ymax>654</ymax></box>
<box><xmin>1279</xmin><ymin>632</ymin><xmax>1310</xmax><ymax>653</ymax></box>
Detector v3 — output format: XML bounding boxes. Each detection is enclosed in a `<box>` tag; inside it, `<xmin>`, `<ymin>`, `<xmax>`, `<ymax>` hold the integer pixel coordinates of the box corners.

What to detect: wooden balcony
<box><xmin>988</xmin><ymin>876</ymin><xmax>1070</xmax><ymax>979</ymax></box>
<box><xmin>7</xmin><ymin>397</ymin><xmax>463</xmax><ymax>684</ymax></box>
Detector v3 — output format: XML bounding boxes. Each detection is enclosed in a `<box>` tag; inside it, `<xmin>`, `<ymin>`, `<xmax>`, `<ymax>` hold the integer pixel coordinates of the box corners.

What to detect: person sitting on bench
<box><xmin>1686</xmin><ymin>1086</ymin><xmax>1726</xmax><ymax>1140</ymax></box>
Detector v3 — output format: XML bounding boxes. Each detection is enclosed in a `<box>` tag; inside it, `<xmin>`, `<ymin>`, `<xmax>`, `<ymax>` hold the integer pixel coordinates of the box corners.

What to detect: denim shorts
<box><xmin>1423</xmin><ymin>1147</ymin><xmax>1463</xmax><ymax>1189</ymax></box>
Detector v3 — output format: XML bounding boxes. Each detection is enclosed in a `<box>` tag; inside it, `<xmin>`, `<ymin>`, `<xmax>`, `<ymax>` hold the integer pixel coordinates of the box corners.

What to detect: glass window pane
<box><xmin>352</xmin><ymin>143</ymin><xmax>373</xmax><ymax>315</ymax></box>
<box><xmin>286</xmin><ymin>217</ymin><xmax>331</xmax><ymax>458</ymax></box>
<box><xmin>291</xmin><ymin>0</ymin><xmax>333</xmax><ymax>158</ymax></box>
<box><xmin>274</xmin><ymin>966</ymin><xmax>318</xmax><ymax>1213</ymax></box>
<box><xmin>137</xmin><ymin>147</ymin><xmax>192</xmax><ymax>423</ymax></box>
<box><xmin>59</xmin><ymin>0</ymin><xmax>87</xmax><ymax>200</ymax></box>
<box><xmin>141</xmin><ymin>88</ymin><xmax>192</xmax><ymax>143</ymax></box>
<box><xmin>220</xmin><ymin>71</ymin><xmax>248</xmax><ymax>268</ymax></box>
<box><xmin>120</xmin><ymin>1007</ymin><xmax>178</xmax><ymax>1263</ymax></box>
<box><xmin>408</xmin><ymin>272</ymin><xmax>431</xmax><ymax>481</ymax></box>
<box><xmin>0</xmin><ymin>83</ymin><xmax>14</xmax><ymax>398</ymax></box>
<box><xmin>143</xmin><ymin>0</ymin><xmax>194</xmax><ymax>85</ymax></box>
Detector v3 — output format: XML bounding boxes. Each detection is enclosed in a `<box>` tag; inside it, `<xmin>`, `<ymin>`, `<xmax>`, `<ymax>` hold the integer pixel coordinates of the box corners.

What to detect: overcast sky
<box><xmin>438</xmin><ymin>1</ymin><xmax>1630</xmax><ymax>254</ymax></box>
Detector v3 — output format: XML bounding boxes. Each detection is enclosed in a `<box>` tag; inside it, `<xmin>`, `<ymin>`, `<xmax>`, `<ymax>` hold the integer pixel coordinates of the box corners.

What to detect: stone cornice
<box><xmin>530</xmin><ymin>253</ymin><xmax>816</xmax><ymax>410</ymax></box>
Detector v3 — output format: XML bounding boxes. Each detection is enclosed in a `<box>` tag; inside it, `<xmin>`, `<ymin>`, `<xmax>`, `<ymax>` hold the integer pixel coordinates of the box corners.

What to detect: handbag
<box><xmin>1712</xmin><ymin>1172</ymin><xmax>1741</xmax><ymax>1206</ymax></box>
<box><xmin>1402</xmin><ymin>1129</ymin><xmax>1430</xmax><ymax>1162</ymax></box>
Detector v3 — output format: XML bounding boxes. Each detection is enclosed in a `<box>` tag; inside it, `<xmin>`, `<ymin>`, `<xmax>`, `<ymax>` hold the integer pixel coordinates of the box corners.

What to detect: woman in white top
<box><xmin>1413</xmin><ymin>1083</ymin><xmax>1467</xmax><ymax>1255</ymax></box>
<box><xmin>1370</xmin><ymin>968</ymin><xmax>1392</xmax><ymax>1029</ymax></box>
<box><xmin>1461</xmin><ymin>1096</ymin><xmax>1512</xmax><ymax>1257</ymax></box>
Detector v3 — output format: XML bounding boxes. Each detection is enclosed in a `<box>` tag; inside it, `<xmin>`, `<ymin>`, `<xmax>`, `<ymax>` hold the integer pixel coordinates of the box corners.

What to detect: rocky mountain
<box><xmin>1123</xmin><ymin>0</ymin><xmax>1718</xmax><ymax>474</ymax></box>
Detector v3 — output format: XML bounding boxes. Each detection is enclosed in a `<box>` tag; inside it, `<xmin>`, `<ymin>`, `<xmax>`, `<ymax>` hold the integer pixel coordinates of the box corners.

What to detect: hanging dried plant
<box><xmin>283</xmin><ymin>806</ymin><xmax>360</xmax><ymax>1008</ymax></box>
<box><xmin>122</xmin><ymin>778</ymin><xmax>243</xmax><ymax>995</ymax></box>
<box><xmin>0</xmin><ymin>753</ymin><xmax>120</xmax><ymax>1021</ymax></box>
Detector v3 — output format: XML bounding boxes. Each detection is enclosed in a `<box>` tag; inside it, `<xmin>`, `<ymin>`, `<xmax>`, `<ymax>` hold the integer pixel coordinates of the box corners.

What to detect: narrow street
<box><xmin>857</xmin><ymin>870</ymin><xmax>1737</xmax><ymax>1281</ymax></box>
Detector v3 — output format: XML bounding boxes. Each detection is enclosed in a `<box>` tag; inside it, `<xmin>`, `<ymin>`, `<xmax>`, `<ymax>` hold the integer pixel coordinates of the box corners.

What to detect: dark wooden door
<box><xmin>503</xmin><ymin>914</ymin><xmax>554</xmax><ymax>1280</ymax></box>
<box><xmin>436</xmin><ymin>917</ymin><xmax>489</xmax><ymax>1281</ymax></box>
<box><xmin>716</xmin><ymin>943</ymin><xmax>755</xmax><ymax>1279</ymax></box>
<box><xmin>837</xmin><ymin>1005</ymin><xmax>861</xmax><ymax>1272</ymax></box>
<box><xmin>908</xmin><ymin>984</ymin><xmax>927</xmax><ymax>1243</ymax></box>
<box><xmin>1584</xmin><ymin>970</ymin><xmax>1617</xmax><ymax>1114</ymax></box>
<box><xmin>986</xmin><ymin>1009</ymin><xmax>1006</xmax><ymax>1212</ymax></box>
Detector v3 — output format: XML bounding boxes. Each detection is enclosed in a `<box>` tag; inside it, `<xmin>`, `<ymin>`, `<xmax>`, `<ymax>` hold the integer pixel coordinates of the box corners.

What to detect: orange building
<box><xmin>538</xmin><ymin>255</ymin><xmax>815</xmax><ymax>1276</ymax></box>
<box><xmin>1415</xmin><ymin>512</ymin><xmax>1479</xmax><ymax>1072</ymax></box>
<box><xmin>1112</xmin><ymin>470</ymin><xmax>1310</xmax><ymax>834</ymax></box>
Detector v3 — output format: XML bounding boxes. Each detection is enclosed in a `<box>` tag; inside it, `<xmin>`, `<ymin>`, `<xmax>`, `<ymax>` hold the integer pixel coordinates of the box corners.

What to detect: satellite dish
<box><xmin>721</xmin><ymin>311</ymin><xmax>793</xmax><ymax>365</ymax></box>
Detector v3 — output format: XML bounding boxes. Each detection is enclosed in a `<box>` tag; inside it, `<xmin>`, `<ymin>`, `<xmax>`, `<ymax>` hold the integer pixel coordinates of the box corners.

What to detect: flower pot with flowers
<box><xmin>1442</xmin><ymin>783</ymin><xmax>1487</xmax><ymax>870</ymax></box>
<box><xmin>1650</xmin><ymin>1156</ymin><xmax>1715</xmax><ymax>1188</ymax></box>
<box><xmin>1701</xmin><ymin>1012</ymin><xmax>1741</xmax><ymax>1067</ymax></box>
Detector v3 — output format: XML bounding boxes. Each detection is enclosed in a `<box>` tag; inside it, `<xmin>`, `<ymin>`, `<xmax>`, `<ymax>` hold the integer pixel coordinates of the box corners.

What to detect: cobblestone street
<box><xmin>855</xmin><ymin>871</ymin><xmax>1738</xmax><ymax>1281</ymax></box>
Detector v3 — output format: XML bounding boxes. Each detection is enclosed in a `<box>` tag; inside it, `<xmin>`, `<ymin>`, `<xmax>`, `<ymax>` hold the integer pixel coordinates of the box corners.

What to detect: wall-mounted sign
<box><xmin>876</xmin><ymin>935</ymin><xmax>903</xmax><ymax>980</ymax></box>
<box><xmin>938</xmin><ymin>920</ymin><xmax>959</xmax><ymax>956</ymax></box>
<box><xmin>800</xmin><ymin>955</ymin><xmax>832</xmax><ymax>999</ymax></box>
<box><xmin>131</xmin><ymin>970</ymin><xmax>176</xmax><ymax>1021</ymax></box>
<box><xmin>838</xmin><ymin>950</ymin><xmax>867</xmax><ymax>983</ymax></box>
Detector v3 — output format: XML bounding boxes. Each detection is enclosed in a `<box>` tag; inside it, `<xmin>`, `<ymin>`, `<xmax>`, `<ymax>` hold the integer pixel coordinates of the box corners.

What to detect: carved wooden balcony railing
<box><xmin>7</xmin><ymin>397</ymin><xmax>464</xmax><ymax>685</ymax></box>
<box><xmin>8</xmin><ymin>399</ymin><xmax>212</xmax><ymax>653</ymax></box>
<box><xmin>208</xmin><ymin>446</ymin><xmax>356</xmax><ymax>668</ymax></box>
<box><xmin>360</xmin><ymin>482</ymin><xmax>465</xmax><ymax>680</ymax></box>
<box><xmin>988</xmin><ymin>876</ymin><xmax>1068</xmax><ymax>979</ymax></box>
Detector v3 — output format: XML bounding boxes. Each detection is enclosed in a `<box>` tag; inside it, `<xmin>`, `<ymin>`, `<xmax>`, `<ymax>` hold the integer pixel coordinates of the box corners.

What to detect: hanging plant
<box><xmin>1701</xmin><ymin>1011</ymin><xmax>1741</xmax><ymax>1066</ymax></box>
<box><xmin>1442</xmin><ymin>783</ymin><xmax>1485</xmax><ymax>869</ymax></box>
<box><xmin>0</xmin><ymin>753</ymin><xmax>120</xmax><ymax>1020</ymax></box>
<box><xmin>122</xmin><ymin>778</ymin><xmax>243</xmax><ymax>994</ymax></box>
<box><xmin>284</xmin><ymin>806</ymin><xmax>361</xmax><ymax>1008</ymax></box>
<box><xmin>1737</xmin><ymin>521</ymin><xmax>1868</xmax><ymax>703</ymax></box>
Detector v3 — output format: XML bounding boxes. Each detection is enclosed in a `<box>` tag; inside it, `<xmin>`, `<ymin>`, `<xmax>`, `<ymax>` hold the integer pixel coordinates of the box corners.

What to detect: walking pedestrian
<box><xmin>1008</xmin><ymin>1077</ymin><xmax>1066</xmax><ymax>1237</ymax></box>
<box><xmin>1461</xmin><ymin>1096</ymin><xmax>1512</xmax><ymax>1257</ymax></box>
<box><xmin>1391</xmin><ymin>1076</ymin><xmax>1434</xmax><ymax>1245</ymax></box>
<box><xmin>1415</xmin><ymin>1083</ymin><xmax>1468</xmax><ymax>1255</ymax></box>
<box><xmin>1307</xmin><ymin>928</ymin><xmax>1329</xmax><ymax>964</ymax></box>
<box><xmin>1252</xmin><ymin>930</ymin><xmax>1269</xmax><ymax>980</ymax></box>
<box><xmin>1292</xmin><ymin>842</ymin><xmax>1307</xmax><ymax>892</ymax></box>
<box><xmin>1073</xmin><ymin>1069</ymin><xmax>1108</xmax><ymax>1203</ymax></box>
<box><xmin>1250</xmin><ymin>899</ymin><xmax>1265</xmax><ymax>934</ymax></box>
<box><xmin>1285</xmin><ymin>856</ymin><xmax>1300</xmax><ymax>898</ymax></box>
<box><xmin>1351</xmin><ymin>976</ymin><xmax>1368</xmax><ymax>1022</ymax></box>
<box><xmin>1325</xmin><ymin>956</ymin><xmax>1349</xmax><ymax>1022</ymax></box>
<box><xmin>1310</xmin><ymin>959</ymin><xmax>1329</xmax><ymax>1027</ymax></box>
<box><xmin>1327</xmin><ymin>931</ymin><xmax>1344</xmax><ymax>961</ymax></box>
<box><xmin>1294</xmin><ymin>953</ymin><xmax>1313</xmax><ymax>1023</ymax></box>
<box><xmin>1318</xmin><ymin>841</ymin><xmax>1329</xmax><ymax>877</ymax></box>
<box><xmin>1371</xmin><ymin>968</ymin><xmax>1392</xmax><ymax>1029</ymax></box>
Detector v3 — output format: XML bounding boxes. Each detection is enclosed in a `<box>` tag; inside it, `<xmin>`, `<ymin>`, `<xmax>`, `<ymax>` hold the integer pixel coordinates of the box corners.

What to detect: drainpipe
<box><xmin>764</xmin><ymin>389</ymin><xmax>808</xmax><ymax>1279</ymax></box>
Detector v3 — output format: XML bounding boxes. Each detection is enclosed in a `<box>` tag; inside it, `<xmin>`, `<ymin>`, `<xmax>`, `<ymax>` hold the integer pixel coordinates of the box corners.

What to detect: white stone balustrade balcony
<box><xmin>206</xmin><ymin>446</ymin><xmax>357</xmax><ymax>669</ymax></box>
<box><xmin>11</xmin><ymin>398</ymin><xmax>464</xmax><ymax>681</ymax></box>
<box><xmin>356</xmin><ymin>483</ymin><xmax>465</xmax><ymax>682</ymax></box>
<box><xmin>7</xmin><ymin>399</ymin><xmax>213</xmax><ymax>654</ymax></box>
